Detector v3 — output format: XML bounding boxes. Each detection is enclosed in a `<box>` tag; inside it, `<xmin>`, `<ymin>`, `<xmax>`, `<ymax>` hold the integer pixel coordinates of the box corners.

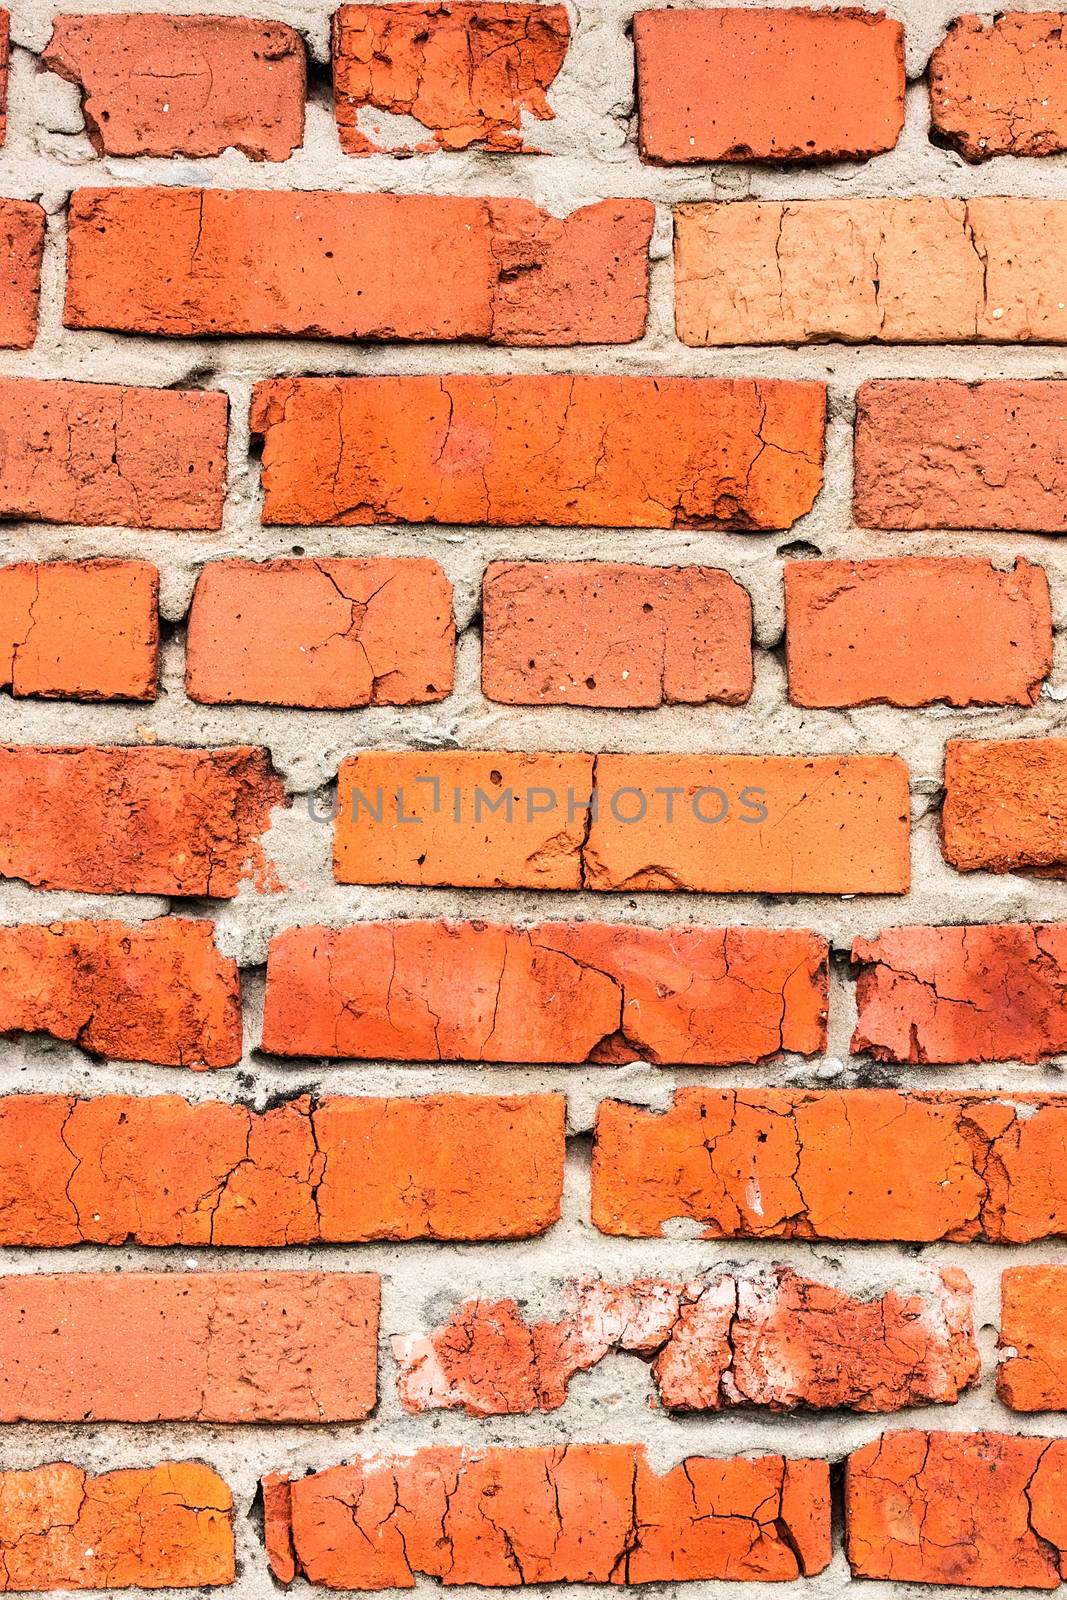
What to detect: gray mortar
<box><xmin>2</xmin><ymin>1</ymin><xmax>1067</xmax><ymax>1596</ymax></box>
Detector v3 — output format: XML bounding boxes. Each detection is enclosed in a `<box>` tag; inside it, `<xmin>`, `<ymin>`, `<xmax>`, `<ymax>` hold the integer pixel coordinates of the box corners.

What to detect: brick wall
<box><xmin>2</xmin><ymin>0</ymin><xmax>1067</xmax><ymax>1593</ymax></box>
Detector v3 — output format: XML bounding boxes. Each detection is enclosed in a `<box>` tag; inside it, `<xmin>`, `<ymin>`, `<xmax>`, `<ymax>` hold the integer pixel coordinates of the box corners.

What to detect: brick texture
<box><xmin>0</xmin><ymin>559</ymin><xmax>158</xmax><ymax>700</ymax></box>
<box><xmin>998</xmin><ymin>1266</ymin><xmax>1067</xmax><ymax>1411</ymax></box>
<box><xmin>930</xmin><ymin>13</ymin><xmax>1067</xmax><ymax>160</ymax></box>
<box><xmin>942</xmin><ymin>737</ymin><xmax>1067</xmax><ymax>876</ymax></box>
<box><xmin>0</xmin><ymin>199</ymin><xmax>44</xmax><ymax>348</ymax></box>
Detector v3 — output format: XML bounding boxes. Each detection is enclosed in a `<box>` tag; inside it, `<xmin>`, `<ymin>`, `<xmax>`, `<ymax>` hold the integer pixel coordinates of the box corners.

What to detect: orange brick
<box><xmin>635</xmin><ymin>8</ymin><xmax>904</xmax><ymax>163</ymax></box>
<box><xmin>855</xmin><ymin>380</ymin><xmax>1067</xmax><ymax>530</ymax></box>
<box><xmin>481</xmin><ymin>561</ymin><xmax>753</xmax><ymax>707</ymax></box>
<box><xmin>943</xmin><ymin>738</ymin><xmax>1067</xmax><ymax>876</ymax></box>
<box><xmin>999</xmin><ymin>1266</ymin><xmax>1067</xmax><ymax>1411</ymax></box>
<box><xmin>0</xmin><ymin>1093</ymin><xmax>565</xmax><ymax>1246</ymax></box>
<box><xmin>0</xmin><ymin>745</ymin><xmax>285</xmax><ymax>897</ymax></box>
<box><xmin>261</xmin><ymin>920</ymin><xmax>828</xmax><ymax>1064</ymax></box>
<box><xmin>65</xmin><ymin>188</ymin><xmax>652</xmax><ymax>344</ymax></box>
<box><xmin>0</xmin><ymin>1272</ymin><xmax>377</xmax><ymax>1422</ymax></box>
<box><xmin>931</xmin><ymin>14</ymin><xmax>1067</xmax><ymax>160</ymax></box>
<box><xmin>250</xmin><ymin>375</ymin><xmax>826</xmax><ymax>529</ymax></box>
<box><xmin>265</xmin><ymin>1446</ymin><xmax>831</xmax><ymax>1586</ymax></box>
<box><xmin>0</xmin><ymin>378</ymin><xmax>227</xmax><ymax>529</ymax></box>
<box><xmin>0</xmin><ymin>199</ymin><xmax>44</xmax><ymax>348</ymax></box>
<box><xmin>853</xmin><ymin>922</ymin><xmax>1067</xmax><ymax>1064</ymax></box>
<box><xmin>786</xmin><ymin>557</ymin><xmax>1051</xmax><ymax>708</ymax></box>
<box><xmin>0</xmin><ymin>1461</ymin><xmax>233</xmax><ymax>1592</ymax></box>
<box><xmin>332</xmin><ymin>3</ymin><xmax>569</xmax><ymax>153</ymax></box>
<box><xmin>0</xmin><ymin>918</ymin><xmax>241</xmax><ymax>1068</ymax></box>
<box><xmin>0</xmin><ymin>560</ymin><xmax>158</xmax><ymax>700</ymax></box>
<box><xmin>43</xmin><ymin>16</ymin><xmax>305</xmax><ymax>159</ymax></box>
<box><xmin>592</xmin><ymin>1087</ymin><xmax>1067</xmax><ymax>1242</ymax></box>
<box><xmin>846</xmin><ymin>1432</ymin><xmax>1067</xmax><ymax>1586</ymax></box>
<box><xmin>675</xmin><ymin>198</ymin><xmax>1067</xmax><ymax>345</ymax></box>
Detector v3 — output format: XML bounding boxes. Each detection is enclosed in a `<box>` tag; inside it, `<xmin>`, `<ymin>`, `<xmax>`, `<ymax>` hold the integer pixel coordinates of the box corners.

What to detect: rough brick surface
<box><xmin>65</xmin><ymin>189</ymin><xmax>653</xmax><ymax>344</ymax></box>
<box><xmin>942</xmin><ymin>738</ymin><xmax>1067</xmax><ymax>877</ymax></box>
<box><xmin>675</xmin><ymin>198</ymin><xmax>1067</xmax><ymax>345</ymax></box>
<box><xmin>785</xmin><ymin>557</ymin><xmax>1051</xmax><ymax>708</ymax></box>
<box><xmin>185</xmin><ymin>557</ymin><xmax>454</xmax><ymax>707</ymax></box>
<box><xmin>0</xmin><ymin>559</ymin><xmax>158</xmax><ymax>700</ymax></box>
<box><xmin>592</xmin><ymin>1087</ymin><xmax>1067</xmax><ymax>1242</ymax></box>
<box><xmin>332</xmin><ymin>3</ymin><xmax>569</xmax><ymax>153</ymax></box>
<box><xmin>264</xmin><ymin>1445</ymin><xmax>831</xmax><ymax>1586</ymax></box>
<box><xmin>250</xmin><ymin>375</ymin><xmax>826</xmax><ymax>529</ymax></box>
<box><xmin>998</xmin><ymin>1266</ymin><xmax>1067</xmax><ymax>1411</ymax></box>
<box><xmin>0</xmin><ymin>1093</ymin><xmax>565</xmax><ymax>1245</ymax></box>
<box><xmin>0</xmin><ymin>379</ymin><xmax>227</xmax><ymax>529</ymax></box>
<box><xmin>855</xmin><ymin>380</ymin><xmax>1067</xmax><ymax>531</ymax></box>
<box><xmin>635</xmin><ymin>8</ymin><xmax>904</xmax><ymax>164</ymax></box>
<box><xmin>0</xmin><ymin>1461</ymin><xmax>234</xmax><ymax>1591</ymax></box>
<box><xmin>931</xmin><ymin>13</ymin><xmax>1067</xmax><ymax>160</ymax></box>
<box><xmin>0</xmin><ymin>1272</ymin><xmax>378</xmax><ymax>1422</ymax></box>
<box><xmin>0</xmin><ymin>744</ymin><xmax>285</xmax><ymax>896</ymax></box>
<box><xmin>394</xmin><ymin>1266</ymin><xmax>978</xmax><ymax>1416</ymax></box>
<box><xmin>261</xmin><ymin>920</ymin><xmax>828</xmax><ymax>1064</ymax></box>
<box><xmin>0</xmin><ymin>199</ymin><xmax>44</xmax><ymax>348</ymax></box>
<box><xmin>43</xmin><ymin>15</ymin><xmax>306</xmax><ymax>158</ymax></box>
<box><xmin>853</xmin><ymin>922</ymin><xmax>1067</xmax><ymax>1064</ymax></box>
<box><xmin>0</xmin><ymin>917</ymin><xmax>241</xmax><ymax>1067</ymax></box>
<box><xmin>846</xmin><ymin>1432</ymin><xmax>1067</xmax><ymax>1587</ymax></box>
<box><xmin>481</xmin><ymin>561</ymin><xmax>753</xmax><ymax>706</ymax></box>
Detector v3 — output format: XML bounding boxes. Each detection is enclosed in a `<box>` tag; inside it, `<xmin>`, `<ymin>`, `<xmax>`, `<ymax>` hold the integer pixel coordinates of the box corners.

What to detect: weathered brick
<box><xmin>592</xmin><ymin>1087</ymin><xmax>1067</xmax><ymax>1242</ymax></box>
<box><xmin>0</xmin><ymin>1272</ymin><xmax>378</xmax><ymax>1422</ymax></box>
<box><xmin>846</xmin><ymin>1432</ymin><xmax>1067</xmax><ymax>1587</ymax></box>
<box><xmin>0</xmin><ymin>745</ymin><xmax>285</xmax><ymax>897</ymax></box>
<box><xmin>855</xmin><ymin>380</ymin><xmax>1067</xmax><ymax>531</ymax></box>
<box><xmin>261</xmin><ymin>920</ymin><xmax>828</xmax><ymax>1064</ymax></box>
<box><xmin>675</xmin><ymin>198</ymin><xmax>1067</xmax><ymax>345</ymax></box>
<box><xmin>394</xmin><ymin>1266</ymin><xmax>978</xmax><ymax>1416</ymax></box>
<box><xmin>185</xmin><ymin>558</ymin><xmax>454</xmax><ymax>708</ymax></box>
<box><xmin>0</xmin><ymin>918</ymin><xmax>241</xmax><ymax>1068</ymax></box>
<box><xmin>0</xmin><ymin>199</ymin><xmax>44</xmax><ymax>348</ymax></box>
<box><xmin>0</xmin><ymin>1461</ymin><xmax>233</xmax><ymax>1591</ymax></box>
<box><xmin>0</xmin><ymin>1092</ymin><xmax>565</xmax><ymax>1245</ymax></box>
<box><xmin>931</xmin><ymin>13</ymin><xmax>1067</xmax><ymax>160</ymax></box>
<box><xmin>250</xmin><ymin>375</ymin><xmax>826</xmax><ymax>529</ymax></box>
<box><xmin>481</xmin><ymin>561</ymin><xmax>753</xmax><ymax>707</ymax></box>
<box><xmin>264</xmin><ymin>1446</ymin><xmax>831</xmax><ymax>1586</ymax></box>
<box><xmin>43</xmin><ymin>15</ymin><xmax>306</xmax><ymax>159</ymax></box>
<box><xmin>65</xmin><ymin>189</ymin><xmax>653</xmax><ymax>344</ymax></box>
<box><xmin>0</xmin><ymin>379</ymin><xmax>227</xmax><ymax>529</ymax></box>
<box><xmin>0</xmin><ymin>560</ymin><xmax>158</xmax><ymax>700</ymax></box>
<box><xmin>332</xmin><ymin>3</ymin><xmax>569</xmax><ymax>153</ymax></box>
<box><xmin>635</xmin><ymin>8</ymin><xmax>904</xmax><ymax>163</ymax></box>
<box><xmin>943</xmin><ymin>738</ymin><xmax>1067</xmax><ymax>877</ymax></box>
<box><xmin>853</xmin><ymin>922</ymin><xmax>1067</xmax><ymax>1064</ymax></box>
<box><xmin>998</xmin><ymin>1265</ymin><xmax>1067</xmax><ymax>1411</ymax></box>
<box><xmin>785</xmin><ymin>557</ymin><xmax>1051</xmax><ymax>708</ymax></box>
<box><xmin>333</xmin><ymin>751</ymin><xmax>909</xmax><ymax>893</ymax></box>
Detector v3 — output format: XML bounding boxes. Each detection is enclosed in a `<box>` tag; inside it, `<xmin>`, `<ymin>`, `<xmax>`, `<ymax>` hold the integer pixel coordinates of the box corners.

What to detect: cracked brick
<box><xmin>0</xmin><ymin>559</ymin><xmax>158</xmax><ymax>700</ymax></box>
<box><xmin>0</xmin><ymin>200</ymin><xmax>44</xmax><ymax>349</ymax></box>
<box><xmin>942</xmin><ymin>739</ymin><xmax>1067</xmax><ymax>877</ymax></box>
<box><xmin>998</xmin><ymin>1266</ymin><xmax>1067</xmax><ymax>1411</ymax></box>
<box><xmin>931</xmin><ymin>14</ymin><xmax>1067</xmax><ymax>161</ymax></box>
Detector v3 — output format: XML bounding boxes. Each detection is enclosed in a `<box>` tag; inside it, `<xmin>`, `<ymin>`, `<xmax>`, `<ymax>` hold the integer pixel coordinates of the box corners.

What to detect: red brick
<box><xmin>261</xmin><ymin>920</ymin><xmax>828</xmax><ymax>1064</ymax></box>
<box><xmin>65</xmin><ymin>188</ymin><xmax>652</xmax><ymax>344</ymax></box>
<box><xmin>0</xmin><ymin>1272</ymin><xmax>377</xmax><ymax>1422</ymax></box>
<box><xmin>931</xmin><ymin>13</ymin><xmax>1067</xmax><ymax>160</ymax></box>
<box><xmin>0</xmin><ymin>1092</ymin><xmax>565</xmax><ymax>1246</ymax></box>
<box><xmin>0</xmin><ymin>200</ymin><xmax>44</xmax><ymax>348</ymax></box>
<box><xmin>0</xmin><ymin>560</ymin><xmax>158</xmax><ymax>700</ymax></box>
<box><xmin>998</xmin><ymin>1266</ymin><xmax>1067</xmax><ymax>1411</ymax></box>
<box><xmin>43</xmin><ymin>16</ymin><xmax>305</xmax><ymax>159</ymax></box>
<box><xmin>0</xmin><ymin>1462</ymin><xmax>233</xmax><ymax>1592</ymax></box>
<box><xmin>0</xmin><ymin>917</ymin><xmax>241</xmax><ymax>1068</ymax></box>
<box><xmin>264</xmin><ymin>1446</ymin><xmax>831</xmax><ymax>1586</ymax></box>
<box><xmin>635</xmin><ymin>8</ymin><xmax>904</xmax><ymax>163</ymax></box>
<box><xmin>0</xmin><ymin>745</ymin><xmax>285</xmax><ymax>897</ymax></box>
<box><xmin>846</xmin><ymin>1431</ymin><xmax>1067</xmax><ymax>1587</ymax></box>
<box><xmin>853</xmin><ymin>922</ymin><xmax>1067</xmax><ymax>1064</ymax></box>
<box><xmin>786</xmin><ymin>557</ymin><xmax>1051</xmax><ymax>708</ymax></box>
<box><xmin>943</xmin><ymin>738</ymin><xmax>1067</xmax><ymax>877</ymax></box>
<box><xmin>186</xmin><ymin>557</ymin><xmax>453</xmax><ymax>708</ymax></box>
<box><xmin>855</xmin><ymin>380</ymin><xmax>1067</xmax><ymax>531</ymax></box>
<box><xmin>592</xmin><ymin>1087</ymin><xmax>1067</xmax><ymax>1242</ymax></box>
<box><xmin>332</xmin><ymin>3</ymin><xmax>569</xmax><ymax>153</ymax></box>
<box><xmin>481</xmin><ymin>561</ymin><xmax>753</xmax><ymax>707</ymax></box>
<box><xmin>250</xmin><ymin>375</ymin><xmax>826</xmax><ymax>529</ymax></box>
<box><xmin>0</xmin><ymin>378</ymin><xmax>227</xmax><ymax>529</ymax></box>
